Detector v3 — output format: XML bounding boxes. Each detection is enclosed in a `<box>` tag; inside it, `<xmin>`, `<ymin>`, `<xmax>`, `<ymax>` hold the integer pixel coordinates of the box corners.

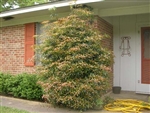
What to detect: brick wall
<box><xmin>0</xmin><ymin>25</ymin><xmax>35</xmax><ymax>75</ymax></box>
<box><xmin>95</xmin><ymin>16</ymin><xmax>113</xmax><ymax>90</ymax></box>
<box><xmin>95</xmin><ymin>16</ymin><xmax>113</xmax><ymax>50</ymax></box>
<box><xmin>0</xmin><ymin>16</ymin><xmax>113</xmax><ymax>75</ymax></box>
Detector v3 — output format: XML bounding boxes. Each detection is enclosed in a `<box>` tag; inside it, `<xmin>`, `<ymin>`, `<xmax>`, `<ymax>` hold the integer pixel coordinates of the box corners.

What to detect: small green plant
<box><xmin>0</xmin><ymin>72</ymin><xmax>13</xmax><ymax>94</ymax></box>
<box><xmin>94</xmin><ymin>96</ymin><xmax>114</xmax><ymax>110</ymax></box>
<box><xmin>12</xmin><ymin>73</ymin><xmax>43</xmax><ymax>100</ymax></box>
<box><xmin>96</xmin><ymin>98</ymin><xmax>104</xmax><ymax>109</ymax></box>
<box><xmin>103</xmin><ymin>96</ymin><xmax>114</xmax><ymax>106</ymax></box>
<box><xmin>0</xmin><ymin>72</ymin><xmax>43</xmax><ymax>100</ymax></box>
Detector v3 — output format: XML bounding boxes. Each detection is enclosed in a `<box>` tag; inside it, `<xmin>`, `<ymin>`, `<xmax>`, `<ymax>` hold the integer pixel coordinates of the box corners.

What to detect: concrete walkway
<box><xmin>0</xmin><ymin>91</ymin><xmax>149</xmax><ymax>113</ymax></box>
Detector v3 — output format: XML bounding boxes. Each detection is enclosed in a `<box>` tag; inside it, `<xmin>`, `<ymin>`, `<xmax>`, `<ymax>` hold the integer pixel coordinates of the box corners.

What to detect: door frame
<box><xmin>136</xmin><ymin>22</ymin><xmax>150</xmax><ymax>94</ymax></box>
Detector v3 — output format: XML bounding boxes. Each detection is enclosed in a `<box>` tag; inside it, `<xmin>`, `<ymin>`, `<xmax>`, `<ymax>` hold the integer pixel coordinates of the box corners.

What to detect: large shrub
<box><xmin>37</xmin><ymin>5</ymin><xmax>113</xmax><ymax>110</ymax></box>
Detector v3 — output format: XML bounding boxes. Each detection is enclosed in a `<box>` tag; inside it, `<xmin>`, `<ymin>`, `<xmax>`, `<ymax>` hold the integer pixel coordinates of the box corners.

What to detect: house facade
<box><xmin>0</xmin><ymin>0</ymin><xmax>149</xmax><ymax>94</ymax></box>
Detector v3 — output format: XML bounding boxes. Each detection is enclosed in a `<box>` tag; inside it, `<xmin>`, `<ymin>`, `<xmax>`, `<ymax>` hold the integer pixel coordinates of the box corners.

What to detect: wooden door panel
<box><xmin>141</xmin><ymin>27</ymin><xmax>150</xmax><ymax>84</ymax></box>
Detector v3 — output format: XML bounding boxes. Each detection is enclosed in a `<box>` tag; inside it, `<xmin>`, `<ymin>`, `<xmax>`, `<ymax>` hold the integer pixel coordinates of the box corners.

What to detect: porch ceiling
<box><xmin>96</xmin><ymin>0</ymin><xmax>150</xmax><ymax>17</ymax></box>
<box><xmin>0</xmin><ymin>0</ymin><xmax>150</xmax><ymax>27</ymax></box>
<box><xmin>91</xmin><ymin>0</ymin><xmax>150</xmax><ymax>8</ymax></box>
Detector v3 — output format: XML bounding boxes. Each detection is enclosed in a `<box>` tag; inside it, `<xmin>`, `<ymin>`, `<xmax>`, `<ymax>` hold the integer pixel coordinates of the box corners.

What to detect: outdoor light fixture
<box><xmin>0</xmin><ymin>0</ymin><xmax>104</xmax><ymax>18</ymax></box>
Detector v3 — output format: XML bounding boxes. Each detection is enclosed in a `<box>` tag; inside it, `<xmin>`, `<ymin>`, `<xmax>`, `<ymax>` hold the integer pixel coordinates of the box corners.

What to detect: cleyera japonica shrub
<box><xmin>36</xmin><ymin>5</ymin><xmax>114</xmax><ymax>110</ymax></box>
<box><xmin>0</xmin><ymin>72</ymin><xmax>12</xmax><ymax>94</ymax></box>
<box><xmin>12</xmin><ymin>73</ymin><xmax>43</xmax><ymax>100</ymax></box>
<box><xmin>0</xmin><ymin>72</ymin><xmax>43</xmax><ymax>101</ymax></box>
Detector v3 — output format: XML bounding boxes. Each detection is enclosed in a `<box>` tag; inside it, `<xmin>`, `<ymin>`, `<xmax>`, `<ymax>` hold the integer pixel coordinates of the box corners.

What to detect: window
<box><xmin>24</xmin><ymin>22</ymin><xmax>43</xmax><ymax>66</ymax></box>
<box><xmin>35</xmin><ymin>22</ymin><xmax>43</xmax><ymax>65</ymax></box>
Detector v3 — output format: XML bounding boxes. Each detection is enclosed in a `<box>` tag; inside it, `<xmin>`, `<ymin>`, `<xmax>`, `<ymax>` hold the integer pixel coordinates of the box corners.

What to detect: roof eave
<box><xmin>0</xmin><ymin>0</ymin><xmax>104</xmax><ymax>18</ymax></box>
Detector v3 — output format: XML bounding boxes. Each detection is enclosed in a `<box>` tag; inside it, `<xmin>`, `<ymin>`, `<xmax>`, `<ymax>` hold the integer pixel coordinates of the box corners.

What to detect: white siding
<box><xmin>110</xmin><ymin>14</ymin><xmax>150</xmax><ymax>91</ymax></box>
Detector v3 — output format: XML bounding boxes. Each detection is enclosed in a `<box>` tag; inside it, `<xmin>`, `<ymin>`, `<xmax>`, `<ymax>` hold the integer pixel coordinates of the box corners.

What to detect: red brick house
<box><xmin>0</xmin><ymin>0</ymin><xmax>150</xmax><ymax>94</ymax></box>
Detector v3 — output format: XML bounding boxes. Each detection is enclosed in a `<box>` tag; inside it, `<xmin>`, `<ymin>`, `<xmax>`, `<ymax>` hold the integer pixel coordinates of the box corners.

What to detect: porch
<box><xmin>110</xmin><ymin>91</ymin><xmax>149</xmax><ymax>102</ymax></box>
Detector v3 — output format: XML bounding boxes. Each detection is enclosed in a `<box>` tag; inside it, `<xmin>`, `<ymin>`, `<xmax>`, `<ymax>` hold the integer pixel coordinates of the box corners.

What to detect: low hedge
<box><xmin>0</xmin><ymin>72</ymin><xmax>43</xmax><ymax>100</ymax></box>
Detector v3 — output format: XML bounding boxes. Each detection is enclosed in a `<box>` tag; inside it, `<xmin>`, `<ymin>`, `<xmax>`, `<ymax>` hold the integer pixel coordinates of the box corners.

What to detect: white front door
<box><xmin>136</xmin><ymin>26</ymin><xmax>150</xmax><ymax>94</ymax></box>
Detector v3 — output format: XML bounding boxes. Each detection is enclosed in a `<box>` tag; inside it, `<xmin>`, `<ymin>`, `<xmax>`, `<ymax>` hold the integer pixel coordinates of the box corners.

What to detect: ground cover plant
<box><xmin>36</xmin><ymin>5</ymin><xmax>113</xmax><ymax>110</ymax></box>
<box><xmin>0</xmin><ymin>106</ymin><xmax>31</xmax><ymax>113</ymax></box>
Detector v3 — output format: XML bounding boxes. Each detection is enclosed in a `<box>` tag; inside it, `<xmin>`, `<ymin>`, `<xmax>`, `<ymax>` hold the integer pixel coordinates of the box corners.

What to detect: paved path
<box><xmin>0</xmin><ymin>96</ymin><xmax>111</xmax><ymax>113</ymax></box>
<box><xmin>0</xmin><ymin>92</ymin><xmax>149</xmax><ymax>113</ymax></box>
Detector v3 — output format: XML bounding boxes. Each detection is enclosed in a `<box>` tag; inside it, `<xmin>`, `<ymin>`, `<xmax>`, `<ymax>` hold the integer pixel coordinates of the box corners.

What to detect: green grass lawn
<box><xmin>0</xmin><ymin>106</ymin><xmax>31</xmax><ymax>113</ymax></box>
